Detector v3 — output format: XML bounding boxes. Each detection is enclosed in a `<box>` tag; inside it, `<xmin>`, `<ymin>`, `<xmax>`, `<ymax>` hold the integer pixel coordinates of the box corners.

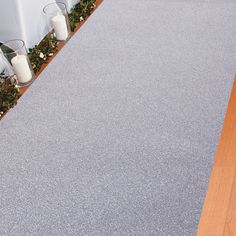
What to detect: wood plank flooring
<box><xmin>197</xmin><ymin>77</ymin><xmax>236</xmax><ymax>236</ymax></box>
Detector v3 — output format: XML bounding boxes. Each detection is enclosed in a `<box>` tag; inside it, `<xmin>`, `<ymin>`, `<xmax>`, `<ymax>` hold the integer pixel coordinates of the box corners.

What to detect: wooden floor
<box><xmin>197</xmin><ymin>77</ymin><xmax>236</xmax><ymax>236</ymax></box>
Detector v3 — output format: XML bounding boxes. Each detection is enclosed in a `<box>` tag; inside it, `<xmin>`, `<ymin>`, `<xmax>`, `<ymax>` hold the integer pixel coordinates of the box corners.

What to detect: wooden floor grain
<box><xmin>197</xmin><ymin>77</ymin><xmax>236</xmax><ymax>236</ymax></box>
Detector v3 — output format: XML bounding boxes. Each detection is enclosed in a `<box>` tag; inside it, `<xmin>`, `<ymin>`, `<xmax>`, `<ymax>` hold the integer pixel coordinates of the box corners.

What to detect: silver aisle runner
<box><xmin>1</xmin><ymin>0</ymin><xmax>236</xmax><ymax>235</ymax></box>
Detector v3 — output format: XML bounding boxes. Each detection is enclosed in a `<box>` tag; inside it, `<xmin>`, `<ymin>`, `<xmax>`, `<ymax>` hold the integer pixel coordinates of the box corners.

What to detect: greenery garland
<box><xmin>0</xmin><ymin>77</ymin><xmax>21</xmax><ymax>118</ymax></box>
<box><xmin>28</xmin><ymin>34</ymin><xmax>58</xmax><ymax>74</ymax></box>
<box><xmin>69</xmin><ymin>0</ymin><xmax>96</xmax><ymax>31</ymax></box>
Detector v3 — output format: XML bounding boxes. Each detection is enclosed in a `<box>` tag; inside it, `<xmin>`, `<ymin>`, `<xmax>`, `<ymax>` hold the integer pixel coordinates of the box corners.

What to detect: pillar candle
<box><xmin>11</xmin><ymin>54</ymin><xmax>32</xmax><ymax>83</ymax></box>
<box><xmin>51</xmin><ymin>14</ymin><xmax>68</xmax><ymax>41</ymax></box>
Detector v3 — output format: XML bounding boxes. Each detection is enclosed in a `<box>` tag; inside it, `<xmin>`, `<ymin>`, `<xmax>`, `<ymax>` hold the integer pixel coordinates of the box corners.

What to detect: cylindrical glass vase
<box><xmin>0</xmin><ymin>50</ymin><xmax>15</xmax><ymax>83</ymax></box>
<box><xmin>43</xmin><ymin>2</ymin><xmax>71</xmax><ymax>41</ymax></box>
<box><xmin>0</xmin><ymin>39</ymin><xmax>35</xmax><ymax>87</ymax></box>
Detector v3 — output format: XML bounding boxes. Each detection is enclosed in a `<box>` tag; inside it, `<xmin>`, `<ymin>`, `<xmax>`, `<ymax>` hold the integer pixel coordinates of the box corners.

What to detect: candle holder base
<box><xmin>15</xmin><ymin>76</ymin><xmax>35</xmax><ymax>88</ymax></box>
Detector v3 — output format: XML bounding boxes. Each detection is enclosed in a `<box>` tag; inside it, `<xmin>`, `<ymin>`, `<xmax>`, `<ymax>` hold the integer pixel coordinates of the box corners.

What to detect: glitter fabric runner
<box><xmin>0</xmin><ymin>1</ymin><xmax>236</xmax><ymax>235</ymax></box>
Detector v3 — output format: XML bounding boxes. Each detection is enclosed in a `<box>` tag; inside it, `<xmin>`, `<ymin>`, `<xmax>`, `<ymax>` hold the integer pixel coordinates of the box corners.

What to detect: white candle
<box><xmin>11</xmin><ymin>54</ymin><xmax>32</xmax><ymax>83</ymax></box>
<box><xmin>51</xmin><ymin>14</ymin><xmax>68</xmax><ymax>41</ymax></box>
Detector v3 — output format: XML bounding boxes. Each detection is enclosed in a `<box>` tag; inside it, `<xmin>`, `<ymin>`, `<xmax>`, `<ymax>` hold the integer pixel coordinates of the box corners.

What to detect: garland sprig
<box><xmin>28</xmin><ymin>34</ymin><xmax>58</xmax><ymax>74</ymax></box>
<box><xmin>0</xmin><ymin>77</ymin><xmax>21</xmax><ymax>118</ymax></box>
<box><xmin>69</xmin><ymin>0</ymin><xmax>96</xmax><ymax>31</ymax></box>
